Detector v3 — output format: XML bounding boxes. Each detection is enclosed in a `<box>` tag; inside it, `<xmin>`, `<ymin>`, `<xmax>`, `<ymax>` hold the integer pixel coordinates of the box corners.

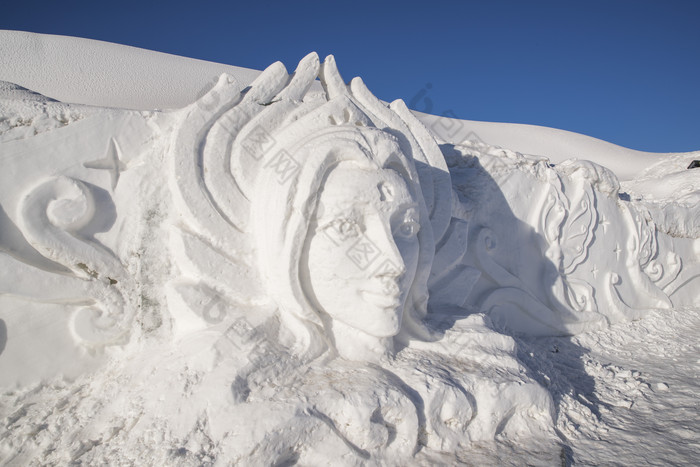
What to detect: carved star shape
<box><xmin>591</xmin><ymin>265</ymin><xmax>599</xmax><ymax>278</ymax></box>
<box><xmin>84</xmin><ymin>138</ymin><xmax>127</xmax><ymax>190</ymax></box>
<box><xmin>613</xmin><ymin>244</ymin><xmax>622</xmax><ymax>260</ymax></box>
<box><xmin>598</xmin><ymin>215</ymin><xmax>610</xmax><ymax>233</ymax></box>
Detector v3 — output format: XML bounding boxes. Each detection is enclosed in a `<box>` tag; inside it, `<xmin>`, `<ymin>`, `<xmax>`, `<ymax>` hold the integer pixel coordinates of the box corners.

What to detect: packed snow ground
<box><xmin>519</xmin><ymin>306</ymin><xmax>700</xmax><ymax>465</ymax></box>
<box><xmin>0</xmin><ymin>32</ymin><xmax>698</xmax><ymax>465</ymax></box>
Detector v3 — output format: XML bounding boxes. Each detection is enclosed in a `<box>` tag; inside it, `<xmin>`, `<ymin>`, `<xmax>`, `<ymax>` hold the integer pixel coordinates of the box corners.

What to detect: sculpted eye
<box><xmin>396</xmin><ymin>220</ymin><xmax>420</xmax><ymax>239</ymax></box>
<box><xmin>332</xmin><ymin>218</ymin><xmax>360</xmax><ymax>239</ymax></box>
<box><xmin>393</xmin><ymin>208</ymin><xmax>420</xmax><ymax>239</ymax></box>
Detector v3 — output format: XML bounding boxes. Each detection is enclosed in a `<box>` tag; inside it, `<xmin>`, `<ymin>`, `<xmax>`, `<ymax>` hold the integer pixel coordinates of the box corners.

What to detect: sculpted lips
<box><xmin>360</xmin><ymin>281</ymin><xmax>403</xmax><ymax>309</ymax></box>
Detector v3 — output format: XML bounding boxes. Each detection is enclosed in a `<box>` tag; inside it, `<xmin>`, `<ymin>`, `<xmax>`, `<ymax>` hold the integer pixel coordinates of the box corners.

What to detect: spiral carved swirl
<box><xmin>17</xmin><ymin>176</ymin><xmax>133</xmax><ymax>346</ymax></box>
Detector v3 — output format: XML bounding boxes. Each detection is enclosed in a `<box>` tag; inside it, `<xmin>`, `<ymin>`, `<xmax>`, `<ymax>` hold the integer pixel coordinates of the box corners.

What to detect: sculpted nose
<box><xmin>372</xmin><ymin>220</ymin><xmax>407</xmax><ymax>278</ymax></box>
<box><xmin>376</xmin><ymin>261</ymin><xmax>405</xmax><ymax>282</ymax></box>
<box><xmin>375</xmin><ymin>253</ymin><xmax>404</xmax><ymax>296</ymax></box>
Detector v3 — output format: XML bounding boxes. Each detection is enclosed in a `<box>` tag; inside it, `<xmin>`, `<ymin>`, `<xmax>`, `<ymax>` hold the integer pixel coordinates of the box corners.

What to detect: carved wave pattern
<box><xmin>451</xmin><ymin>147</ymin><xmax>694</xmax><ymax>336</ymax></box>
<box><xmin>1</xmin><ymin>176</ymin><xmax>135</xmax><ymax>346</ymax></box>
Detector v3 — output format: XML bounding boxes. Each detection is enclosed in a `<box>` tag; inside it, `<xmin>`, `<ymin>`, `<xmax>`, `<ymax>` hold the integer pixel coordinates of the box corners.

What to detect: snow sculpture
<box><xmin>169</xmin><ymin>51</ymin><xmax>699</xmax><ymax>356</ymax></box>
<box><xmin>440</xmin><ymin>141</ymin><xmax>698</xmax><ymax>337</ymax></box>
<box><xmin>169</xmin><ymin>52</ymin><xmax>455</xmax><ymax>362</ymax></box>
<box><xmin>15</xmin><ymin>176</ymin><xmax>135</xmax><ymax>344</ymax></box>
<box><xmin>162</xmin><ymin>54</ymin><xmax>559</xmax><ymax>462</ymax></box>
<box><xmin>1</xmin><ymin>48</ymin><xmax>698</xmax><ymax>464</ymax></box>
<box><xmin>0</xmin><ymin>153</ymin><xmax>138</xmax><ymax>350</ymax></box>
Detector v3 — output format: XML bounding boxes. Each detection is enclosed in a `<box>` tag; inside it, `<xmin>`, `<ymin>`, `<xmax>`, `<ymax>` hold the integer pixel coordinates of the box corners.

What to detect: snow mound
<box><xmin>622</xmin><ymin>153</ymin><xmax>700</xmax><ymax>238</ymax></box>
<box><xmin>0</xmin><ymin>81</ymin><xmax>58</xmax><ymax>103</ymax></box>
<box><xmin>0</xmin><ymin>81</ymin><xmax>103</xmax><ymax>143</ymax></box>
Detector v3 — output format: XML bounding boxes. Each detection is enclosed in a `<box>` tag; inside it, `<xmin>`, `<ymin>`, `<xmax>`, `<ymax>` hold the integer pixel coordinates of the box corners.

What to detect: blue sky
<box><xmin>2</xmin><ymin>0</ymin><xmax>699</xmax><ymax>152</ymax></box>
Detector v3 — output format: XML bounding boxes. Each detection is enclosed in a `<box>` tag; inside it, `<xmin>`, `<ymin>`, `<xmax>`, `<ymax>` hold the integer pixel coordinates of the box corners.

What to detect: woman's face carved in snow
<box><xmin>304</xmin><ymin>163</ymin><xmax>421</xmax><ymax>338</ymax></box>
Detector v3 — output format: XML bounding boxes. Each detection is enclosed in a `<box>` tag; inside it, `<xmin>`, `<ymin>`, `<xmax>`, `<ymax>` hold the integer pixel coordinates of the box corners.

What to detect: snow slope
<box><xmin>0</xmin><ymin>30</ymin><xmax>261</xmax><ymax>112</ymax></box>
<box><xmin>418</xmin><ymin>113</ymin><xmax>674</xmax><ymax>182</ymax></box>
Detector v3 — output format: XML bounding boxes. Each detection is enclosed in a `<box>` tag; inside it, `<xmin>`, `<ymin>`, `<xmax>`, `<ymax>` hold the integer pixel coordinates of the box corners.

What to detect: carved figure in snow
<box><xmin>3</xmin><ymin>50</ymin><xmax>696</xmax><ymax>464</ymax></box>
<box><xmin>170</xmin><ymin>53</ymin><xmax>456</xmax><ymax>362</ymax></box>
<box><xmin>165</xmin><ymin>55</ymin><xmax>560</xmax><ymax>460</ymax></box>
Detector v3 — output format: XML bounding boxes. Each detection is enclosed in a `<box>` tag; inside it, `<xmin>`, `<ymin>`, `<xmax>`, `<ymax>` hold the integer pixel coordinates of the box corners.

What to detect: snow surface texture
<box><xmin>0</xmin><ymin>31</ymin><xmax>262</xmax><ymax>112</ymax></box>
<box><xmin>1</xmin><ymin>34</ymin><xmax>699</xmax><ymax>465</ymax></box>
